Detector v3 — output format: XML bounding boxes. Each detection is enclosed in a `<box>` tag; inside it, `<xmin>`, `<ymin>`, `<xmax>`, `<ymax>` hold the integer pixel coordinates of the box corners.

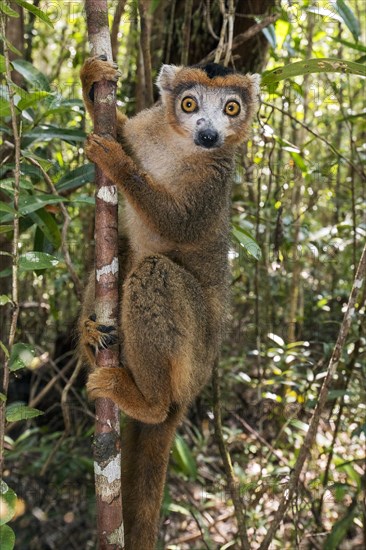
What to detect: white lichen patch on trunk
<box><xmin>97</xmin><ymin>185</ymin><xmax>118</xmax><ymax>204</ymax></box>
<box><xmin>107</xmin><ymin>523</ymin><xmax>124</xmax><ymax>547</ymax></box>
<box><xmin>355</xmin><ymin>278</ymin><xmax>364</xmax><ymax>289</ymax></box>
<box><xmin>95</xmin><ymin>454</ymin><xmax>121</xmax><ymax>483</ymax></box>
<box><xmin>95</xmin><ymin>454</ymin><xmax>121</xmax><ymax>503</ymax></box>
<box><xmin>96</xmin><ymin>257</ymin><xmax>118</xmax><ymax>281</ymax></box>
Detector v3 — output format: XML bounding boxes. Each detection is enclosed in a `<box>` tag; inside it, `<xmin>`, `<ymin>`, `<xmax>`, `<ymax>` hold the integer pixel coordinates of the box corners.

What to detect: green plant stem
<box><xmin>0</xmin><ymin>10</ymin><xmax>21</xmax><ymax>478</ymax></box>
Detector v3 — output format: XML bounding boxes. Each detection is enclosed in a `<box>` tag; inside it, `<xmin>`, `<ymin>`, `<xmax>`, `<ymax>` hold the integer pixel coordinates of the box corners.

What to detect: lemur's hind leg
<box><xmin>87</xmin><ymin>254</ymin><xmax>208</xmax><ymax>422</ymax></box>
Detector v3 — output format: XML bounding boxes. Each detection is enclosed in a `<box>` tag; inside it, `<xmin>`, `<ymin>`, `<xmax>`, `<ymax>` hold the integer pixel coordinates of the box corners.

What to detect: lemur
<box><xmin>79</xmin><ymin>57</ymin><xmax>260</xmax><ymax>550</ymax></box>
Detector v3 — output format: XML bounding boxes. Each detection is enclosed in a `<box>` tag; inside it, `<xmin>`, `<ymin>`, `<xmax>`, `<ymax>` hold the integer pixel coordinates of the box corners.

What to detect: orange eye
<box><xmin>181</xmin><ymin>96</ymin><xmax>198</xmax><ymax>113</ymax></box>
<box><xmin>224</xmin><ymin>100</ymin><xmax>240</xmax><ymax>117</ymax></box>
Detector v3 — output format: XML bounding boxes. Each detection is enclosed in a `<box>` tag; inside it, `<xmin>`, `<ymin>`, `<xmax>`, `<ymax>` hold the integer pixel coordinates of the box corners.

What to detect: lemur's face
<box><xmin>157</xmin><ymin>64</ymin><xmax>260</xmax><ymax>150</ymax></box>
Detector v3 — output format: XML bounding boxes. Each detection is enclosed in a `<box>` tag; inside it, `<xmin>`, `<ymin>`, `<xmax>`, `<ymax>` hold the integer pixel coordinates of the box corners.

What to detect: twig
<box><xmin>24</xmin><ymin>155</ymin><xmax>82</xmax><ymax>300</ymax></box>
<box><xmin>214</xmin><ymin>0</ymin><xmax>228</xmax><ymax>64</ymax></box>
<box><xmin>164</xmin><ymin>0</ymin><xmax>176</xmax><ymax>64</ymax></box>
<box><xmin>138</xmin><ymin>0</ymin><xmax>154</xmax><ymax>107</ymax></box>
<box><xmin>212</xmin><ymin>359</ymin><xmax>251</xmax><ymax>550</ymax></box>
<box><xmin>258</xmin><ymin>241</ymin><xmax>366</xmax><ymax>549</ymax></box>
<box><xmin>0</xmin><ymin>10</ymin><xmax>21</xmax><ymax>479</ymax></box>
<box><xmin>181</xmin><ymin>0</ymin><xmax>193</xmax><ymax>66</ymax></box>
<box><xmin>111</xmin><ymin>0</ymin><xmax>127</xmax><ymax>60</ymax></box>
<box><xmin>206</xmin><ymin>0</ymin><xmax>219</xmax><ymax>41</ymax></box>
<box><xmin>61</xmin><ymin>358</ymin><xmax>84</xmax><ymax>434</ymax></box>
<box><xmin>262</xmin><ymin>101</ymin><xmax>365</xmax><ymax>181</ymax></box>
<box><xmin>224</xmin><ymin>0</ymin><xmax>235</xmax><ymax>67</ymax></box>
<box><xmin>202</xmin><ymin>13</ymin><xmax>279</xmax><ymax>65</ymax></box>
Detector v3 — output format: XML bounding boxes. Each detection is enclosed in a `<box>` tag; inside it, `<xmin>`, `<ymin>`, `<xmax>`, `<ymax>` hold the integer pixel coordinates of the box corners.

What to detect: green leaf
<box><xmin>0</xmin><ymin>54</ymin><xmax>5</xmax><ymax>73</ymax></box>
<box><xmin>0</xmin><ymin>341</ymin><xmax>9</xmax><ymax>359</ymax></box>
<box><xmin>331</xmin><ymin>37</ymin><xmax>366</xmax><ymax>52</ymax></box>
<box><xmin>323</xmin><ymin>501</ymin><xmax>358</xmax><ymax>549</ymax></box>
<box><xmin>9</xmin><ymin>343</ymin><xmax>36</xmax><ymax>371</ymax></box>
<box><xmin>19</xmin><ymin>195</ymin><xmax>66</xmax><ymax>216</ymax></box>
<box><xmin>0</xmin><ymin>481</ymin><xmax>17</xmax><ymax>525</ymax></box>
<box><xmin>0</xmin><ymin>34</ymin><xmax>22</xmax><ymax>56</ymax></box>
<box><xmin>172</xmin><ymin>435</ymin><xmax>197</xmax><ymax>479</ymax></box>
<box><xmin>173</xmin><ymin>439</ymin><xmax>198</xmax><ymax>480</ymax></box>
<box><xmin>26</xmin><ymin>126</ymin><xmax>86</xmax><ymax>143</ymax></box>
<box><xmin>0</xmin><ymin>202</ymin><xmax>16</xmax><ymax>215</ymax></box>
<box><xmin>11</xmin><ymin>59</ymin><xmax>50</xmax><ymax>91</ymax></box>
<box><xmin>0</xmin><ymin>97</ymin><xmax>11</xmax><ymax>117</ymax></box>
<box><xmin>17</xmin><ymin>91</ymin><xmax>51</xmax><ymax>111</ymax></box>
<box><xmin>335</xmin><ymin>0</ymin><xmax>361</xmax><ymax>42</ymax></box>
<box><xmin>261</xmin><ymin>58</ymin><xmax>366</xmax><ymax>86</ymax></box>
<box><xmin>29</xmin><ymin>208</ymin><xmax>62</xmax><ymax>249</ymax></box>
<box><xmin>232</xmin><ymin>225</ymin><xmax>262</xmax><ymax>260</ymax></box>
<box><xmin>262</xmin><ymin>24</ymin><xmax>276</xmax><ymax>49</ymax></box>
<box><xmin>19</xmin><ymin>251</ymin><xmax>59</xmax><ymax>271</ymax></box>
<box><xmin>0</xmin><ymin>524</ymin><xmax>15</xmax><ymax>550</ymax></box>
<box><xmin>13</xmin><ymin>0</ymin><xmax>53</xmax><ymax>27</ymax></box>
<box><xmin>56</xmin><ymin>164</ymin><xmax>95</xmax><ymax>192</ymax></box>
<box><xmin>0</xmin><ymin>3</ymin><xmax>19</xmax><ymax>17</ymax></box>
<box><xmin>6</xmin><ymin>403</ymin><xmax>44</xmax><ymax>422</ymax></box>
<box><xmin>0</xmin><ymin>295</ymin><xmax>11</xmax><ymax>306</ymax></box>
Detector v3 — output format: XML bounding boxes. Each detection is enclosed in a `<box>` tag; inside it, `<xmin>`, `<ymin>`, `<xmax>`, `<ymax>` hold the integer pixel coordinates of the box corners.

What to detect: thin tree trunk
<box><xmin>84</xmin><ymin>1</ymin><xmax>124</xmax><ymax>548</ymax></box>
<box><xmin>111</xmin><ymin>0</ymin><xmax>127</xmax><ymax>60</ymax></box>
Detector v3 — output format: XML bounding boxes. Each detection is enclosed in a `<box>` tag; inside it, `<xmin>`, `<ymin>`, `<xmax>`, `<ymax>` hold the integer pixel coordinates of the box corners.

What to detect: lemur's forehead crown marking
<box><xmin>157</xmin><ymin>63</ymin><xmax>261</xmax><ymax>97</ymax></box>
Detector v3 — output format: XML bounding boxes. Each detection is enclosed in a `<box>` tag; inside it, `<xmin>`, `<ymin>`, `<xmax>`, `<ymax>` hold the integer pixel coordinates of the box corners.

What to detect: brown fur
<box><xmin>78</xmin><ymin>58</ymin><xmax>259</xmax><ymax>549</ymax></box>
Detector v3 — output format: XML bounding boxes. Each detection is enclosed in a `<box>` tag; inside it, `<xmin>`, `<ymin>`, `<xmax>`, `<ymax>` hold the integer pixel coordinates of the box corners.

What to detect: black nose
<box><xmin>196</xmin><ymin>129</ymin><xmax>219</xmax><ymax>148</ymax></box>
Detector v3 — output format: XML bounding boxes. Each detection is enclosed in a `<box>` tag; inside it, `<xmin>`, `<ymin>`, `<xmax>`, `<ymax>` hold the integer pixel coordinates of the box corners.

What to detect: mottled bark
<box><xmin>84</xmin><ymin>1</ymin><xmax>124</xmax><ymax>548</ymax></box>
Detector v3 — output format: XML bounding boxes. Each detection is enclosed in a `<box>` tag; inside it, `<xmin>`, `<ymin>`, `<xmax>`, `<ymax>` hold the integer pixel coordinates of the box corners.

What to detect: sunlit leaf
<box><xmin>9</xmin><ymin>343</ymin><xmax>37</xmax><ymax>371</ymax></box>
<box><xmin>0</xmin><ymin>524</ymin><xmax>15</xmax><ymax>550</ymax></box>
<box><xmin>19</xmin><ymin>251</ymin><xmax>59</xmax><ymax>271</ymax></box>
<box><xmin>262</xmin><ymin>58</ymin><xmax>366</xmax><ymax>86</ymax></box>
<box><xmin>13</xmin><ymin>0</ymin><xmax>53</xmax><ymax>27</ymax></box>
<box><xmin>0</xmin><ymin>481</ymin><xmax>17</xmax><ymax>525</ymax></box>
<box><xmin>335</xmin><ymin>0</ymin><xmax>361</xmax><ymax>42</ymax></box>
<box><xmin>232</xmin><ymin>225</ymin><xmax>262</xmax><ymax>260</ymax></box>
<box><xmin>172</xmin><ymin>435</ymin><xmax>197</xmax><ymax>479</ymax></box>
<box><xmin>6</xmin><ymin>403</ymin><xmax>44</xmax><ymax>422</ymax></box>
<box><xmin>0</xmin><ymin>3</ymin><xmax>19</xmax><ymax>17</ymax></box>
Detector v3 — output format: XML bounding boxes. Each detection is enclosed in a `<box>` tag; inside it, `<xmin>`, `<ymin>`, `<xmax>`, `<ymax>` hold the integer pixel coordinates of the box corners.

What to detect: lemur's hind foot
<box><xmin>80</xmin><ymin>314</ymin><xmax>118</xmax><ymax>367</ymax></box>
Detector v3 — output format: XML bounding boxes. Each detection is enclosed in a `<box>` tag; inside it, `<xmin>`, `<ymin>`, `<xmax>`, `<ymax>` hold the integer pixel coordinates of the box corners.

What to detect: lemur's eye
<box><xmin>224</xmin><ymin>100</ymin><xmax>241</xmax><ymax>117</ymax></box>
<box><xmin>181</xmin><ymin>97</ymin><xmax>198</xmax><ymax>113</ymax></box>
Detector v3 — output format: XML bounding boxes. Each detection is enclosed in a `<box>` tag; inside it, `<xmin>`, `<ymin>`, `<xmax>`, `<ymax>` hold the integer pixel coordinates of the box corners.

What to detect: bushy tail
<box><xmin>122</xmin><ymin>408</ymin><xmax>182</xmax><ymax>550</ymax></box>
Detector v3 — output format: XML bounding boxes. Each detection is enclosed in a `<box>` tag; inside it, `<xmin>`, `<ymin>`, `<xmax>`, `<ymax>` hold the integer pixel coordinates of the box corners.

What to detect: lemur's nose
<box><xmin>196</xmin><ymin>129</ymin><xmax>219</xmax><ymax>148</ymax></box>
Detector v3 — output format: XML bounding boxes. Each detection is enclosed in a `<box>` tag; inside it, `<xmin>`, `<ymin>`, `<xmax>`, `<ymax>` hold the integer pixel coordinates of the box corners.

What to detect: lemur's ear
<box><xmin>156</xmin><ymin>64</ymin><xmax>182</xmax><ymax>93</ymax></box>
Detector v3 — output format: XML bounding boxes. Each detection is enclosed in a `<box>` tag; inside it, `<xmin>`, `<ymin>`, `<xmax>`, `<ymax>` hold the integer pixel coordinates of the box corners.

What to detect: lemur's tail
<box><xmin>122</xmin><ymin>408</ymin><xmax>182</xmax><ymax>550</ymax></box>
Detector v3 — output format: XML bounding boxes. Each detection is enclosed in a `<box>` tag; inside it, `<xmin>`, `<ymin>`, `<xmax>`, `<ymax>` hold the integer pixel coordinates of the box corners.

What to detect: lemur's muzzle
<box><xmin>195</xmin><ymin>129</ymin><xmax>219</xmax><ymax>149</ymax></box>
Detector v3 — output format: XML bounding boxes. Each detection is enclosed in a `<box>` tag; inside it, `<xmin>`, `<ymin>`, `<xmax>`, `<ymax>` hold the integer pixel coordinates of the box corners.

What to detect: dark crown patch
<box><xmin>196</xmin><ymin>63</ymin><xmax>235</xmax><ymax>79</ymax></box>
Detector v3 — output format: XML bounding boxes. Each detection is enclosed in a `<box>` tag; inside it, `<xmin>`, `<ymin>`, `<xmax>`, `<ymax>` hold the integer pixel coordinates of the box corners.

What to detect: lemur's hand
<box><xmin>80</xmin><ymin>56</ymin><xmax>121</xmax><ymax>103</ymax></box>
<box><xmin>85</xmin><ymin>133</ymin><xmax>125</xmax><ymax>165</ymax></box>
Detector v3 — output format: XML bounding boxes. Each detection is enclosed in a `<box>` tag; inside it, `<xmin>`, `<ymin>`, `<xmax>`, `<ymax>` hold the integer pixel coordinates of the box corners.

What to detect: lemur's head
<box><xmin>156</xmin><ymin>63</ymin><xmax>260</xmax><ymax>150</ymax></box>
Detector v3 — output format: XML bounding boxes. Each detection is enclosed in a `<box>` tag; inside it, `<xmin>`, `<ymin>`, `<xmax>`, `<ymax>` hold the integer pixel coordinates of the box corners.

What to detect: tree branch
<box><xmin>84</xmin><ymin>1</ymin><xmax>124</xmax><ymax>548</ymax></box>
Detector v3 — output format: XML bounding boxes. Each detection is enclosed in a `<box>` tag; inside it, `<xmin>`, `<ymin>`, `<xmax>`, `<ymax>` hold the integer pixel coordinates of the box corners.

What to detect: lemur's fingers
<box><xmin>81</xmin><ymin>314</ymin><xmax>118</xmax><ymax>353</ymax></box>
<box><xmin>80</xmin><ymin>57</ymin><xmax>121</xmax><ymax>99</ymax></box>
<box><xmin>85</xmin><ymin>133</ymin><xmax>123</xmax><ymax>164</ymax></box>
<box><xmin>86</xmin><ymin>367</ymin><xmax>120</xmax><ymax>401</ymax></box>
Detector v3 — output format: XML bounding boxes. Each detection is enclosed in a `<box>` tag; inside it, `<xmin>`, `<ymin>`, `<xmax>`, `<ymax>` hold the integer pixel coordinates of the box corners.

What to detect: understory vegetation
<box><xmin>0</xmin><ymin>0</ymin><xmax>365</xmax><ymax>548</ymax></box>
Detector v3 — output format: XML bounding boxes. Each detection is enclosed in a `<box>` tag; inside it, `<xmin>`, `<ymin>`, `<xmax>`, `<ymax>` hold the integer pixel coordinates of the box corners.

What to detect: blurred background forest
<box><xmin>0</xmin><ymin>0</ymin><xmax>365</xmax><ymax>548</ymax></box>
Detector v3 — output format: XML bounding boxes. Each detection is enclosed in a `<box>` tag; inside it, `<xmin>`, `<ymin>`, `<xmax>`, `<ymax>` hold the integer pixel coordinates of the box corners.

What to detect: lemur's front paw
<box><xmin>81</xmin><ymin>314</ymin><xmax>118</xmax><ymax>353</ymax></box>
<box><xmin>87</xmin><ymin>367</ymin><xmax>121</xmax><ymax>401</ymax></box>
<box><xmin>80</xmin><ymin>56</ymin><xmax>121</xmax><ymax>97</ymax></box>
<box><xmin>85</xmin><ymin>133</ymin><xmax>122</xmax><ymax>165</ymax></box>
